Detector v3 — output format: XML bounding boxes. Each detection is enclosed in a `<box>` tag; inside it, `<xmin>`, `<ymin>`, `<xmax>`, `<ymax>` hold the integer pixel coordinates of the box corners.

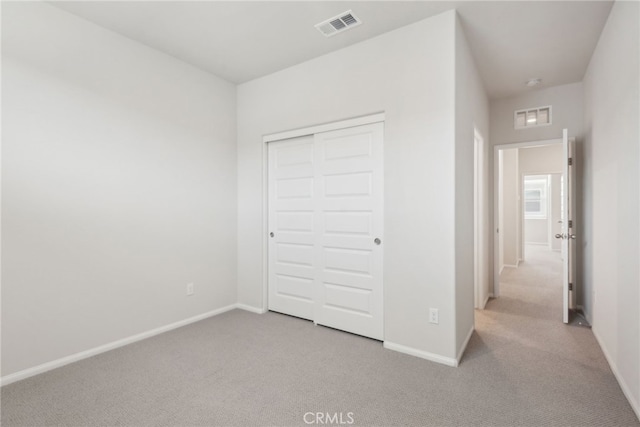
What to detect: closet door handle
<box><xmin>374</xmin><ymin>238</ymin><xmax>381</xmax><ymax>245</ymax></box>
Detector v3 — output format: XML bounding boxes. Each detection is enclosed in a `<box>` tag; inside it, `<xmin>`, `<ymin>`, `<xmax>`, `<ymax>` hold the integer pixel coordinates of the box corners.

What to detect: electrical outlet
<box><xmin>186</xmin><ymin>283</ymin><xmax>194</xmax><ymax>296</ymax></box>
<box><xmin>429</xmin><ymin>308</ymin><xmax>439</xmax><ymax>324</ymax></box>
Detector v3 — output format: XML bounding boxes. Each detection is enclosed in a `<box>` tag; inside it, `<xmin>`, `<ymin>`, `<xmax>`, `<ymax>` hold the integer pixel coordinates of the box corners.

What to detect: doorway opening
<box><xmin>488</xmin><ymin>132</ymin><xmax>577</xmax><ymax>325</ymax></box>
<box><xmin>473</xmin><ymin>129</ymin><xmax>489</xmax><ymax>310</ymax></box>
<box><xmin>522</xmin><ymin>173</ymin><xmax>563</xmax><ymax>257</ymax></box>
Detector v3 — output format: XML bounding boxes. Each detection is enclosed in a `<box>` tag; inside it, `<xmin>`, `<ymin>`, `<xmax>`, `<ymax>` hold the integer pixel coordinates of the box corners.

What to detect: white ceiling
<box><xmin>51</xmin><ymin>1</ymin><xmax>614</xmax><ymax>99</ymax></box>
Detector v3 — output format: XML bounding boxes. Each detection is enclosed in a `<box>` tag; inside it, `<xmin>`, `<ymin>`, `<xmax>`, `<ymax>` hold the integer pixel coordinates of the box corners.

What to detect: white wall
<box><xmin>583</xmin><ymin>0</ymin><xmax>639</xmax><ymax>418</ymax></box>
<box><xmin>237</xmin><ymin>11</ymin><xmax>463</xmax><ymax>361</ymax></box>
<box><xmin>454</xmin><ymin>15</ymin><xmax>489</xmax><ymax>353</ymax></box>
<box><xmin>1</xmin><ymin>3</ymin><xmax>237</xmax><ymax>377</ymax></box>
<box><xmin>519</xmin><ymin>144</ymin><xmax>563</xmax><ymax>172</ymax></box>
<box><xmin>501</xmin><ymin>149</ymin><xmax>519</xmax><ymax>267</ymax></box>
<box><xmin>490</xmin><ymin>83</ymin><xmax>584</xmax><ymax>146</ymax></box>
<box><xmin>524</xmin><ymin>217</ymin><xmax>548</xmax><ymax>245</ymax></box>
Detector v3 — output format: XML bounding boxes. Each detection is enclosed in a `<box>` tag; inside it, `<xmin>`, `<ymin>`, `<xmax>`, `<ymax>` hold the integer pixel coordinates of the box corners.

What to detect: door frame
<box><xmin>261</xmin><ymin>112</ymin><xmax>386</xmax><ymax>312</ymax></box>
<box><xmin>474</xmin><ymin>128</ymin><xmax>487</xmax><ymax>309</ymax></box>
<box><xmin>492</xmin><ymin>138</ymin><xmax>561</xmax><ymax>298</ymax></box>
<box><xmin>519</xmin><ymin>172</ymin><xmax>562</xmax><ymax>253</ymax></box>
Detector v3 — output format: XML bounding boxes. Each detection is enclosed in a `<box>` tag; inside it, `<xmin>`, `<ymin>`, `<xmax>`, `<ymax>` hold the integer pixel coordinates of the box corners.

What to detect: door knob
<box><xmin>269</xmin><ymin>232</ymin><xmax>274</xmax><ymax>238</ymax></box>
<box><xmin>569</xmin><ymin>234</ymin><xmax>576</xmax><ymax>239</ymax></box>
<box><xmin>374</xmin><ymin>238</ymin><xmax>381</xmax><ymax>245</ymax></box>
<box><xmin>555</xmin><ymin>233</ymin><xmax>564</xmax><ymax>239</ymax></box>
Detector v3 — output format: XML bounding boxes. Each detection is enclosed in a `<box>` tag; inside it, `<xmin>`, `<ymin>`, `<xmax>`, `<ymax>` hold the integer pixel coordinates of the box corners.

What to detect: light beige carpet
<box><xmin>2</xmin><ymin>246</ymin><xmax>638</xmax><ymax>426</ymax></box>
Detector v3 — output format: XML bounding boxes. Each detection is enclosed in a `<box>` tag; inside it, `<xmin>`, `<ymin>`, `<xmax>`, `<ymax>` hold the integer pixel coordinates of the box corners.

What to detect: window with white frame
<box><xmin>524</xmin><ymin>175</ymin><xmax>549</xmax><ymax>219</ymax></box>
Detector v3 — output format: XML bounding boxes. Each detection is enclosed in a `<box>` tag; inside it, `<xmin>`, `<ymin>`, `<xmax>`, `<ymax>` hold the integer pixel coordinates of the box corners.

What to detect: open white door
<box><xmin>559</xmin><ymin>129</ymin><xmax>576</xmax><ymax>323</ymax></box>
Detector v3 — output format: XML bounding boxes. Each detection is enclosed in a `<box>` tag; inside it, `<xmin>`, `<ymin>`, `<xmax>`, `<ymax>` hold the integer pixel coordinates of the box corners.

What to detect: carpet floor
<box><xmin>2</xmin><ymin>246</ymin><xmax>639</xmax><ymax>426</ymax></box>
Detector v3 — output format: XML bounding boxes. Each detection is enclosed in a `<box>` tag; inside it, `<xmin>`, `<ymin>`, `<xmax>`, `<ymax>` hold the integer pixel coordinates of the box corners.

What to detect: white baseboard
<box><xmin>236</xmin><ymin>303</ymin><xmax>267</xmax><ymax>314</ymax></box>
<box><xmin>592</xmin><ymin>328</ymin><xmax>640</xmax><ymax>421</ymax></box>
<box><xmin>482</xmin><ymin>294</ymin><xmax>490</xmax><ymax>309</ymax></box>
<box><xmin>478</xmin><ymin>293</ymin><xmax>491</xmax><ymax>309</ymax></box>
<box><xmin>503</xmin><ymin>264</ymin><xmax>519</xmax><ymax>269</ymax></box>
<box><xmin>383</xmin><ymin>341</ymin><xmax>458</xmax><ymax>367</ymax></box>
<box><xmin>0</xmin><ymin>304</ymin><xmax>238</xmax><ymax>387</ymax></box>
<box><xmin>457</xmin><ymin>326</ymin><xmax>475</xmax><ymax>365</ymax></box>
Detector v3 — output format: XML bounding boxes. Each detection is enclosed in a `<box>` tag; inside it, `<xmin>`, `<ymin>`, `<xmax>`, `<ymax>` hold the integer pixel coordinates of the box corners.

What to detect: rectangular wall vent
<box><xmin>315</xmin><ymin>10</ymin><xmax>362</xmax><ymax>37</ymax></box>
<box><xmin>514</xmin><ymin>106</ymin><xmax>552</xmax><ymax>129</ymax></box>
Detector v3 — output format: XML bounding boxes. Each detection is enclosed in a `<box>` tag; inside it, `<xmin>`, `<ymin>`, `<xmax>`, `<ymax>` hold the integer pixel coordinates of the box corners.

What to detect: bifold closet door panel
<box><xmin>314</xmin><ymin>123</ymin><xmax>384</xmax><ymax>340</ymax></box>
<box><xmin>267</xmin><ymin>135</ymin><xmax>316</xmax><ymax>320</ymax></box>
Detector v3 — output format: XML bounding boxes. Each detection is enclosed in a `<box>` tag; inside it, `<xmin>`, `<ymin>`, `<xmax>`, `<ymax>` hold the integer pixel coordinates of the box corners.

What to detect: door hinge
<box><xmin>569</xmin><ymin>283</ymin><xmax>573</xmax><ymax>291</ymax></box>
<box><xmin>568</xmin><ymin>220</ymin><xmax>573</xmax><ymax>228</ymax></box>
<box><xmin>568</xmin><ymin>157</ymin><xmax>573</xmax><ymax>166</ymax></box>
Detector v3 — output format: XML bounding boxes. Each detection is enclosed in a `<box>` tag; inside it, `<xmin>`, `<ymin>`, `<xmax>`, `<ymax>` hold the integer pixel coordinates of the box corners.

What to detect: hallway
<box><xmin>470</xmin><ymin>245</ymin><xmax>639</xmax><ymax>425</ymax></box>
<box><xmin>496</xmin><ymin>244</ymin><xmax>564</xmax><ymax>322</ymax></box>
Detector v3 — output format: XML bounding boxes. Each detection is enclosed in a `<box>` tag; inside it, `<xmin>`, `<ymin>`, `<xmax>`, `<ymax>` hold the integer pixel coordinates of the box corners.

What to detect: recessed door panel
<box><xmin>275</xmin><ymin>274</ymin><xmax>313</xmax><ymax>301</ymax></box>
<box><xmin>323</xmin><ymin>133</ymin><xmax>372</xmax><ymax>161</ymax></box>
<box><xmin>324</xmin><ymin>212</ymin><xmax>372</xmax><ymax>236</ymax></box>
<box><xmin>324</xmin><ymin>172</ymin><xmax>372</xmax><ymax>198</ymax></box>
<box><xmin>276</xmin><ymin>144</ymin><xmax>313</xmax><ymax>168</ymax></box>
<box><xmin>324</xmin><ymin>247</ymin><xmax>373</xmax><ymax>276</ymax></box>
<box><xmin>277</xmin><ymin>211</ymin><xmax>314</xmax><ymax>233</ymax></box>
<box><xmin>277</xmin><ymin>243</ymin><xmax>314</xmax><ymax>267</ymax></box>
<box><xmin>277</xmin><ymin>177</ymin><xmax>314</xmax><ymax>199</ymax></box>
<box><xmin>323</xmin><ymin>283</ymin><xmax>372</xmax><ymax>315</ymax></box>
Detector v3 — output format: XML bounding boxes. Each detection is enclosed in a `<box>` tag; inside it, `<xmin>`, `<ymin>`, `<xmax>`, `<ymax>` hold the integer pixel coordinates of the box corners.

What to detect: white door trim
<box><xmin>474</xmin><ymin>128</ymin><xmax>487</xmax><ymax>309</ymax></box>
<box><xmin>262</xmin><ymin>113</ymin><xmax>386</xmax><ymax>313</ymax></box>
<box><xmin>492</xmin><ymin>138</ymin><xmax>562</xmax><ymax>298</ymax></box>
<box><xmin>263</xmin><ymin>112</ymin><xmax>385</xmax><ymax>143</ymax></box>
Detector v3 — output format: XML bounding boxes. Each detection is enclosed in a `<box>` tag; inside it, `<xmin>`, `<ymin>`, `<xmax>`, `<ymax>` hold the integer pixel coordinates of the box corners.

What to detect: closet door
<box><xmin>314</xmin><ymin>123</ymin><xmax>384</xmax><ymax>340</ymax></box>
<box><xmin>267</xmin><ymin>135</ymin><xmax>316</xmax><ymax>320</ymax></box>
<box><xmin>267</xmin><ymin>122</ymin><xmax>384</xmax><ymax>340</ymax></box>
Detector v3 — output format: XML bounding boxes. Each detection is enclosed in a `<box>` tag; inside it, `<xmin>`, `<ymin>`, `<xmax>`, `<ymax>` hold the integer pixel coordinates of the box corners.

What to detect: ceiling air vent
<box><xmin>315</xmin><ymin>10</ymin><xmax>362</xmax><ymax>37</ymax></box>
